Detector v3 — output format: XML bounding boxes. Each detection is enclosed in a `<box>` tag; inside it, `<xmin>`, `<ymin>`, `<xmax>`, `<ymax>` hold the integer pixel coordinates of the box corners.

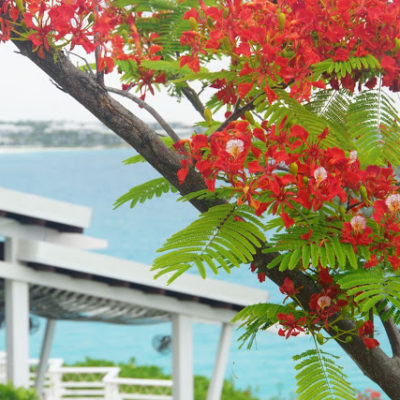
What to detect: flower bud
<box><xmin>278</xmin><ymin>12</ymin><xmax>286</xmax><ymax>31</ymax></box>
<box><xmin>189</xmin><ymin>17</ymin><xmax>198</xmax><ymax>31</ymax></box>
<box><xmin>244</xmin><ymin>111</ymin><xmax>255</xmax><ymax>125</ymax></box>
<box><xmin>222</xmin><ymin>37</ymin><xmax>232</xmax><ymax>52</ymax></box>
<box><xmin>359</xmin><ymin>184</ymin><xmax>368</xmax><ymax>202</ymax></box>
<box><xmin>204</xmin><ymin>108</ymin><xmax>213</xmax><ymax>126</ymax></box>
<box><xmin>15</xmin><ymin>0</ymin><xmax>24</xmax><ymax>12</ymax></box>
<box><xmin>317</xmin><ymin>333</ymin><xmax>324</xmax><ymax>345</ymax></box>
<box><xmin>289</xmin><ymin>163</ymin><xmax>298</xmax><ymax>177</ymax></box>
<box><xmin>395</xmin><ymin>38</ymin><xmax>400</xmax><ymax>51</ymax></box>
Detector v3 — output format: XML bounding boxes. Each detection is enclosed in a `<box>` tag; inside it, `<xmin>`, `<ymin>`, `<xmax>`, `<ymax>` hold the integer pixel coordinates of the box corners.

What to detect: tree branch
<box><xmin>106</xmin><ymin>86</ymin><xmax>181</xmax><ymax>143</ymax></box>
<box><xmin>181</xmin><ymin>85</ymin><xmax>205</xmax><ymax>119</ymax></box>
<box><xmin>95</xmin><ymin>46</ymin><xmax>105</xmax><ymax>86</ymax></box>
<box><xmin>67</xmin><ymin>51</ymin><xmax>95</xmax><ymax>79</ymax></box>
<box><xmin>216</xmin><ymin>93</ymin><xmax>263</xmax><ymax>132</ymax></box>
<box><xmin>381</xmin><ymin>318</ymin><xmax>400</xmax><ymax>358</ymax></box>
<box><xmin>377</xmin><ymin>301</ymin><xmax>400</xmax><ymax>358</ymax></box>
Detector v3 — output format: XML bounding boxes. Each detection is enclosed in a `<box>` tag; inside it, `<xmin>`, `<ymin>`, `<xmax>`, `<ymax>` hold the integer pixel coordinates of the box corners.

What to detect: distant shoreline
<box><xmin>0</xmin><ymin>145</ymin><xmax>128</xmax><ymax>153</ymax></box>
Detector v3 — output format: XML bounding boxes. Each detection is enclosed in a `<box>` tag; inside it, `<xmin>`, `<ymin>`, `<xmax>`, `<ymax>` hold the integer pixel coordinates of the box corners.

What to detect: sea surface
<box><xmin>0</xmin><ymin>148</ymin><xmax>387</xmax><ymax>399</ymax></box>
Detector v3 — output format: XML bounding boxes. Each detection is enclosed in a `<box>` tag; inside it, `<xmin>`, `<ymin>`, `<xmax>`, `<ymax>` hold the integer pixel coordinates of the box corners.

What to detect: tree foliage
<box><xmin>1</xmin><ymin>0</ymin><xmax>400</xmax><ymax>398</ymax></box>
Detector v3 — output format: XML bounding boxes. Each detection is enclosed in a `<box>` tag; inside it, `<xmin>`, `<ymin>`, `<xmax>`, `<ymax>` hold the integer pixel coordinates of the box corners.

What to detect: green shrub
<box><xmin>68</xmin><ymin>357</ymin><xmax>259</xmax><ymax>400</ymax></box>
<box><xmin>0</xmin><ymin>383</ymin><xmax>39</xmax><ymax>400</ymax></box>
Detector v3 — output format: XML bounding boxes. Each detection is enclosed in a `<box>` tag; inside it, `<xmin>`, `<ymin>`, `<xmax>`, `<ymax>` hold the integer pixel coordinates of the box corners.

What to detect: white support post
<box><xmin>5</xmin><ymin>237</ymin><xmax>30</xmax><ymax>388</ymax></box>
<box><xmin>172</xmin><ymin>314</ymin><xmax>193</xmax><ymax>400</ymax></box>
<box><xmin>35</xmin><ymin>319</ymin><xmax>56</xmax><ymax>398</ymax></box>
<box><xmin>206</xmin><ymin>323</ymin><xmax>233</xmax><ymax>400</ymax></box>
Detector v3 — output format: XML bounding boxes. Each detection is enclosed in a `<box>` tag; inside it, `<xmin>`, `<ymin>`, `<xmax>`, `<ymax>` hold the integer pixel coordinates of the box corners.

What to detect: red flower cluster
<box><xmin>176</xmin><ymin>117</ymin><xmax>400</xmax><ymax>273</ymax></box>
<box><xmin>181</xmin><ymin>0</ymin><xmax>400</xmax><ymax>101</ymax></box>
<box><xmin>2</xmin><ymin>0</ymin><xmax>400</xmax><ymax>103</ymax></box>
<box><xmin>0</xmin><ymin>0</ymin><xmax>167</xmax><ymax>96</ymax></box>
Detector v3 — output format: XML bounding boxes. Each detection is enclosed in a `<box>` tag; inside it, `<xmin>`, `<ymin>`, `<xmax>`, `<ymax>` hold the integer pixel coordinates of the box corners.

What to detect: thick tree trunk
<box><xmin>10</xmin><ymin>39</ymin><xmax>400</xmax><ymax>399</ymax></box>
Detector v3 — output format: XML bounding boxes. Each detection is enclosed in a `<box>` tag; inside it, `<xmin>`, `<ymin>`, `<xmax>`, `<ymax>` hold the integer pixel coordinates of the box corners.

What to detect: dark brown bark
<box><xmin>10</xmin><ymin>38</ymin><xmax>400</xmax><ymax>399</ymax></box>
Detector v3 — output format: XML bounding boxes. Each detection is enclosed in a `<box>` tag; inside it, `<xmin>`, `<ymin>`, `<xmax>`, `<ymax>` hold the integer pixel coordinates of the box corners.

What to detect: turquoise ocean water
<box><xmin>0</xmin><ymin>149</ymin><xmax>387</xmax><ymax>399</ymax></box>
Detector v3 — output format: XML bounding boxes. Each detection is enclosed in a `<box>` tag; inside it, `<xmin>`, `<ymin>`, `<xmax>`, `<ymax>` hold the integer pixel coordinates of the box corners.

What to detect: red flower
<box><xmin>363</xmin><ymin>337</ymin><xmax>380</xmax><ymax>349</ymax></box>
<box><xmin>364</xmin><ymin>255</ymin><xmax>378</xmax><ymax>269</ymax></box>
<box><xmin>358</xmin><ymin>320</ymin><xmax>374</xmax><ymax>337</ymax></box>
<box><xmin>319</xmin><ymin>268</ymin><xmax>333</xmax><ymax>286</ymax></box>
<box><xmin>279</xmin><ymin>277</ymin><xmax>301</xmax><ymax>302</ymax></box>
<box><xmin>257</xmin><ymin>272</ymin><xmax>266</xmax><ymax>282</ymax></box>
<box><xmin>301</xmin><ymin>229</ymin><xmax>313</xmax><ymax>241</ymax></box>
<box><xmin>359</xmin><ymin>321</ymin><xmax>379</xmax><ymax>349</ymax></box>
<box><xmin>277</xmin><ymin>313</ymin><xmax>306</xmax><ymax>339</ymax></box>
<box><xmin>388</xmin><ymin>255</ymin><xmax>400</xmax><ymax>271</ymax></box>
<box><xmin>341</xmin><ymin>220</ymin><xmax>373</xmax><ymax>251</ymax></box>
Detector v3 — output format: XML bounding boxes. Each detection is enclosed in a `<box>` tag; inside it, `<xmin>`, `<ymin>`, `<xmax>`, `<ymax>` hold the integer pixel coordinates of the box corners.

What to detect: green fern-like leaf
<box><xmin>263</xmin><ymin>215</ymin><xmax>357</xmax><ymax>271</ymax></box>
<box><xmin>265</xmin><ymin>89</ymin><xmax>341</xmax><ymax>147</ymax></box>
<box><xmin>312</xmin><ymin>55</ymin><xmax>380</xmax><ymax>80</ymax></box>
<box><xmin>346</xmin><ymin>89</ymin><xmax>400</xmax><ymax>166</ymax></box>
<box><xmin>114</xmin><ymin>177</ymin><xmax>177</xmax><ymax>209</ymax></box>
<box><xmin>232</xmin><ymin>303</ymin><xmax>294</xmax><ymax>349</ymax></box>
<box><xmin>308</xmin><ymin>89</ymin><xmax>352</xmax><ymax>142</ymax></box>
<box><xmin>122</xmin><ymin>139</ymin><xmax>174</xmax><ymax>165</ymax></box>
<box><xmin>153</xmin><ymin>204</ymin><xmax>266</xmax><ymax>282</ymax></box>
<box><xmin>294</xmin><ymin>348</ymin><xmax>355</xmax><ymax>400</ymax></box>
<box><xmin>123</xmin><ymin>154</ymin><xmax>147</xmax><ymax>165</ymax></box>
<box><xmin>338</xmin><ymin>268</ymin><xmax>400</xmax><ymax>314</ymax></box>
<box><xmin>264</xmin><ymin>87</ymin><xmax>400</xmax><ymax>167</ymax></box>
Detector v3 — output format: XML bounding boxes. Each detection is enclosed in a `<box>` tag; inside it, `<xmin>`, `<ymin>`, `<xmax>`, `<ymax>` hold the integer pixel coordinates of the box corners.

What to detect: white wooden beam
<box><xmin>0</xmin><ymin>187</ymin><xmax>92</xmax><ymax>228</ymax></box>
<box><xmin>0</xmin><ymin>217</ymin><xmax>107</xmax><ymax>250</ymax></box>
<box><xmin>172</xmin><ymin>314</ymin><xmax>194</xmax><ymax>400</ymax></box>
<box><xmin>35</xmin><ymin>319</ymin><xmax>56</xmax><ymax>398</ymax></box>
<box><xmin>5</xmin><ymin>238</ymin><xmax>30</xmax><ymax>388</ymax></box>
<box><xmin>0</xmin><ymin>260</ymin><xmax>237</xmax><ymax>323</ymax></box>
<box><xmin>16</xmin><ymin>239</ymin><xmax>269</xmax><ymax>307</ymax></box>
<box><xmin>206</xmin><ymin>323</ymin><xmax>234</xmax><ymax>400</ymax></box>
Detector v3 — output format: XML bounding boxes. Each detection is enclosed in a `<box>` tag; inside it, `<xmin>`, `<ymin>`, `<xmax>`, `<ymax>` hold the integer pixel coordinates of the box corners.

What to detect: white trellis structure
<box><xmin>0</xmin><ymin>187</ymin><xmax>268</xmax><ymax>400</ymax></box>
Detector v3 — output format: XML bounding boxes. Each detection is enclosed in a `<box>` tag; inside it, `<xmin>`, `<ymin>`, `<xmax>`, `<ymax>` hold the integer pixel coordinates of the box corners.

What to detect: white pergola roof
<box><xmin>0</xmin><ymin>186</ymin><xmax>268</xmax><ymax>324</ymax></box>
<box><xmin>0</xmin><ymin>186</ymin><xmax>270</xmax><ymax>400</ymax></box>
<box><xmin>0</xmin><ymin>187</ymin><xmax>91</xmax><ymax>231</ymax></box>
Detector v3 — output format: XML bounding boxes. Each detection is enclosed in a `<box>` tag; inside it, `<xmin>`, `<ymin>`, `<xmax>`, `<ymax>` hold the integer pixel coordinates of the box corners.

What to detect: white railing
<box><xmin>0</xmin><ymin>353</ymin><xmax>172</xmax><ymax>400</ymax></box>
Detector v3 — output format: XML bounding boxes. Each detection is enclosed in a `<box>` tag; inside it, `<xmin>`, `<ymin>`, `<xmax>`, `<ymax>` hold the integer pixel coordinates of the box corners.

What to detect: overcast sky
<box><xmin>0</xmin><ymin>42</ymin><xmax>202</xmax><ymax>125</ymax></box>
